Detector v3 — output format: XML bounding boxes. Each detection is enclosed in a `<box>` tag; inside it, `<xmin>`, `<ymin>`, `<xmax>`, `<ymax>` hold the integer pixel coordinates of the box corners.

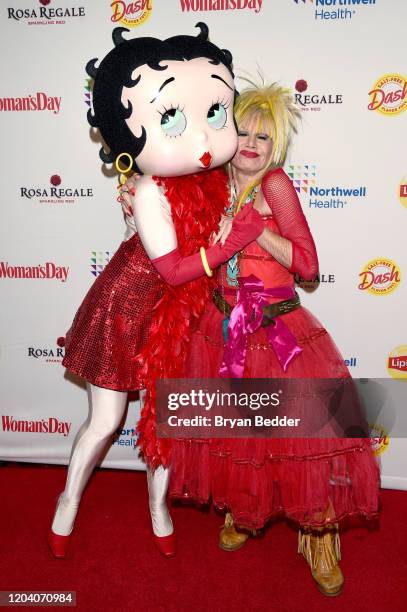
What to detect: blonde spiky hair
<box><xmin>232</xmin><ymin>77</ymin><xmax>300</xmax><ymax>211</ymax></box>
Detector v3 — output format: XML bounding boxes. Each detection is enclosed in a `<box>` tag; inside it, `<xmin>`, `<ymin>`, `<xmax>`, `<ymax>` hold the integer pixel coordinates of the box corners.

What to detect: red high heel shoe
<box><xmin>47</xmin><ymin>529</ymin><xmax>70</xmax><ymax>559</ymax></box>
<box><xmin>153</xmin><ymin>532</ymin><xmax>176</xmax><ymax>558</ymax></box>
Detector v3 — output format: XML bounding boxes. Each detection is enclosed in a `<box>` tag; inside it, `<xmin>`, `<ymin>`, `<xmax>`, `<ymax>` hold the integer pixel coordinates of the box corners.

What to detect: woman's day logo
<box><xmin>387</xmin><ymin>346</ymin><xmax>407</xmax><ymax>380</ymax></box>
<box><xmin>110</xmin><ymin>0</ymin><xmax>152</xmax><ymax>27</ymax></box>
<box><xmin>358</xmin><ymin>258</ymin><xmax>401</xmax><ymax>295</ymax></box>
<box><xmin>368</xmin><ymin>74</ymin><xmax>407</xmax><ymax>116</ymax></box>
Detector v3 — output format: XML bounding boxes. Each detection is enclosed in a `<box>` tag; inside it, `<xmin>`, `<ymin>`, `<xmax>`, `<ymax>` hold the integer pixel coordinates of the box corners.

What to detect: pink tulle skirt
<box><xmin>169</xmin><ymin>302</ymin><xmax>380</xmax><ymax>528</ymax></box>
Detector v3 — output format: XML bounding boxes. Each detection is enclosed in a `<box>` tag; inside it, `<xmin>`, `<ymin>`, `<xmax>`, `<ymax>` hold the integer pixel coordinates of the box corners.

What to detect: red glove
<box><xmin>151</xmin><ymin>203</ymin><xmax>264</xmax><ymax>286</ymax></box>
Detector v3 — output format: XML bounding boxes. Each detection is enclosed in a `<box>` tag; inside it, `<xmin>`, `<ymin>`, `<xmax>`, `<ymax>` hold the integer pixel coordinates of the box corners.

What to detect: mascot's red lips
<box><xmin>199</xmin><ymin>152</ymin><xmax>212</xmax><ymax>168</ymax></box>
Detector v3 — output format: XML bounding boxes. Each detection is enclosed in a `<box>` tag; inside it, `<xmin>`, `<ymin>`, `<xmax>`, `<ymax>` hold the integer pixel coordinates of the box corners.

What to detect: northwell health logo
<box><xmin>91</xmin><ymin>252</ymin><xmax>113</xmax><ymax>277</ymax></box>
<box><xmin>287</xmin><ymin>165</ymin><xmax>367</xmax><ymax>209</ymax></box>
<box><xmin>293</xmin><ymin>0</ymin><xmax>377</xmax><ymax>21</ymax></box>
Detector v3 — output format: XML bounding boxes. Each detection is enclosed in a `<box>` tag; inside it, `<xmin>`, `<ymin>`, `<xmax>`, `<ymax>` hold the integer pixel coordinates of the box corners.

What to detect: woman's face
<box><xmin>121</xmin><ymin>57</ymin><xmax>238</xmax><ymax>176</ymax></box>
<box><xmin>232</xmin><ymin>112</ymin><xmax>274</xmax><ymax>176</ymax></box>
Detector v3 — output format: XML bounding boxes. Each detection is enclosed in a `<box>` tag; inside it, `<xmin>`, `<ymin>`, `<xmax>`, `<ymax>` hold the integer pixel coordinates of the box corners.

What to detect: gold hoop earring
<box><xmin>115</xmin><ymin>152</ymin><xmax>133</xmax><ymax>174</ymax></box>
<box><xmin>115</xmin><ymin>153</ymin><xmax>134</xmax><ymax>186</ymax></box>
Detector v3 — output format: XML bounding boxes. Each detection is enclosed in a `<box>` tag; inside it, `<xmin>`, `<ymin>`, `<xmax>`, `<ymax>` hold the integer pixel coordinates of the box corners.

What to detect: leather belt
<box><xmin>213</xmin><ymin>288</ymin><xmax>301</xmax><ymax>327</ymax></box>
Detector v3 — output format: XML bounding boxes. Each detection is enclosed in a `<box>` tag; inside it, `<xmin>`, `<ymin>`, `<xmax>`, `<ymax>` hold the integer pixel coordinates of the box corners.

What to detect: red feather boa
<box><xmin>135</xmin><ymin>168</ymin><xmax>229</xmax><ymax>468</ymax></box>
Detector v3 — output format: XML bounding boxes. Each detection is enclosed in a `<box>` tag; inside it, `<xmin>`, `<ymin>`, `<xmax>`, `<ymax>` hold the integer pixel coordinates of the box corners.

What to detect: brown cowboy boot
<box><xmin>219</xmin><ymin>512</ymin><xmax>249</xmax><ymax>552</ymax></box>
<box><xmin>298</xmin><ymin>524</ymin><xmax>344</xmax><ymax>596</ymax></box>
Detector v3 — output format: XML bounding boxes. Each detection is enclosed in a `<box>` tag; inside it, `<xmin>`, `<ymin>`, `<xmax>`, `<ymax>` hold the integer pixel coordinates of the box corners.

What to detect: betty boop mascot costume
<box><xmin>47</xmin><ymin>24</ymin><xmax>264</xmax><ymax>559</ymax></box>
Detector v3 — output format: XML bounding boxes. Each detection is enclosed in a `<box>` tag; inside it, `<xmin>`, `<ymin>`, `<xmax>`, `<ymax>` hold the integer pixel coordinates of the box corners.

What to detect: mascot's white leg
<box><xmin>140</xmin><ymin>389</ymin><xmax>175</xmax><ymax>556</ymax></box>
<box><xmin>51</xmin><ymin>383</ymin><xmax>127</xmax><ymax>537</ymax></box>
<box><xmin>49</xmin><ymin>384</ymin><xmax>175</xmax><ymax>557</ymax></box>
<box><xmin>147</xmin><ymin>465</ymin><xmax>173</xmax><ymax>537</ymax></box>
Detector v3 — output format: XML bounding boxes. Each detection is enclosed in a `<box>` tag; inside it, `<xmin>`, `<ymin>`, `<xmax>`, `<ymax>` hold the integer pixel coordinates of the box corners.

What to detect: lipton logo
<box><xmin>399</xmin><ymin>176</ymin><xmax>407</xmax><ymax>209</ymax></box>
<box><xmin>358</xmin><ymin>258</ymin><xmax>401</xmax><ymax>295</ymax></box>
<box><xmin>387</xmin><ymin>345</ymin><xmax>407</xmax><ymax>380</ymax></box>
<box><xmin>110</xmin><ymin>0</ymin><xmax>152</xmax><ymax>27</ymax></box>
<box><xmin>368</xmin><ymin>74</ymin><xmax>407</xmax><ymax>116</ymax></box>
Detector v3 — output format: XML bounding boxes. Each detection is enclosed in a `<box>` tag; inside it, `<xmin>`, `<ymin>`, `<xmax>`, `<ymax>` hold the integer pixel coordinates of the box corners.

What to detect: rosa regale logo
<box><xmin>20</xmin><ymin>174</ymin><xmax>93</xmax><ymax>204</ymax></box>
<box><xmin>358</xmin><ymin>258</ymin><xmax>401</xmax><ymax>295</ymax></box>
<box><xmin>399</xmin><ymin>176</ymin><xmax>407</xmax><ymax>209</ymax></box>
<box><xmin>28</xmin><ymin>342</ymin><xmax>65</xmax><ymax>363</ymax></box>
<box><xmin>295</xmin><ymin>79</ymin><xmax>308</xmax><ymax>93</ymax></box>
<box><xmin>7</xmin><ymin>3</ymin><xmax>85</xmax><ymax>24</ymax></box>
<box><xmin>387</xmin><ymin>345</ymin><xmax>407</xmax><ymax>380</ymax></box>
<box><xmin>294</xmin><ymin>79</ymin><xmax>343</xmax><ymax>111</ymax></box>
<box><xmin>110</xmin><ymin>0</ymin><xmax>152</xmax><ymax>27</ymax></box>
<box><xmin>368</xmin><ymin>74</ymin><xmax>407</xmax><ymax>116</ymax></box>
<box><xmin>369</xmin><ymin>423</ymin><xmax>390</xmax><ymax>456</ymax></box>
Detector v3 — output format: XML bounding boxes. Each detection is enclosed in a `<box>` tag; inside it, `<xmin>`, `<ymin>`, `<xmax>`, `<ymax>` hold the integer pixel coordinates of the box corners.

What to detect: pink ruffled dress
<box><xmin>169</xmin><ymin>168</ymin><xmax>379</xmax><ymax>529</ymax></box>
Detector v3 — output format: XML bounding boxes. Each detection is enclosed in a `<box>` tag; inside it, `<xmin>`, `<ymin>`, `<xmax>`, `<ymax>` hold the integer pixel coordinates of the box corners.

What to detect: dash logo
<box><xmin>368</xmin><ymin>74</ymin><xmax>407</xmax><ymax>116</ymax></box>
<box><xmin>110</xmin><ymin>0</ymin><xmax>152</xmax><ymax>27</ymax></box>
<box><xmin>358</xmin><ymin>258</ymin><xmax>401</xmax><ymax>295</ymax></box>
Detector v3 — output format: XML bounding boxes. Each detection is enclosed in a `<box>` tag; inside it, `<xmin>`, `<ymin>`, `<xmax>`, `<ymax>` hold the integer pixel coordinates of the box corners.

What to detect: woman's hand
<box><xmin>117</xmin><ymin>174</ymin><xmax>141</xmax><ymax>218</ymax></box>
<box><xmin>211</xmin><ymin>214</ymin><xmax>233</xmax><ymax>246</ymax></box>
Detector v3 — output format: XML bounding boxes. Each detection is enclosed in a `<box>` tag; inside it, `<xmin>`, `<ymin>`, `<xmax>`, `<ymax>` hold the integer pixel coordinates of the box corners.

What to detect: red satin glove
<box><xmin>151</xmin><ymin>202</ymin><xmax>264</xmax><ymax>286</ymax></box>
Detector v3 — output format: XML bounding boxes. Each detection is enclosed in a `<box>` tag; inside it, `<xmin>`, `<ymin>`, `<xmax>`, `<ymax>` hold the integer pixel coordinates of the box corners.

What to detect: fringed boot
<box><xmin>219</xmin><ymin>512</ymin><xmax>249</xmax><ymax>552</ymax></box>
<box><xmin>298</xmin><ymin>524</ymin><xmax>344</xmax><ymax>596</ymax></box>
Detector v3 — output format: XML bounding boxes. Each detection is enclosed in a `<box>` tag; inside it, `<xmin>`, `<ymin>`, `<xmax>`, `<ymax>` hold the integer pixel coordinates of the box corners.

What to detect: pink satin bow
<box><xmin>219</xmin><ymin>275</ymin><xmax>302</xmax><ymax>378</ymax></box>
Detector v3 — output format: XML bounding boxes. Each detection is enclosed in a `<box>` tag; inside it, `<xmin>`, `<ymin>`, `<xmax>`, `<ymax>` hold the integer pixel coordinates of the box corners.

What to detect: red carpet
<box><xmin>0</xmin><ymin>463</ymin><xmax>406</xmax><ymax>611</ymax></box>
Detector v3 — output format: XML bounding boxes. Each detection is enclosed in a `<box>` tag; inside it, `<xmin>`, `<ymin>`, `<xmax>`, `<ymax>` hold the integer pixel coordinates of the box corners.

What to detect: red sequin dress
<box><xmin>62</xmin><ymin>233</ymin><xmax>164</xmax><ymax>391</ymax></box>
<box><xmin>169</xmin><ymin>168</ymin><xmax>380</xmax><ymax>529</ymax></box>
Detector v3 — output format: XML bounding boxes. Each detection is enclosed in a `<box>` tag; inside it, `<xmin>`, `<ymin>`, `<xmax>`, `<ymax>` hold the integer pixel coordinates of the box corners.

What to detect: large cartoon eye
<box><xmin>160</xmin><ymin>107</ymin><xmax>186</xmax><ymax>137</ymax></box>
<box><xmin>207</xmin><ymin>103</ymin><xmax>227</xmax><ymax>130</ymax></box>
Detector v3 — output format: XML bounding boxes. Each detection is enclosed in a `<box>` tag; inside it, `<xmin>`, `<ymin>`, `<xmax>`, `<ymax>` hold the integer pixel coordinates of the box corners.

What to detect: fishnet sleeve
<box><xmin>261</xmin><ymin>168</ymin><xmax>319</xmax><ymax>280</ymax></box>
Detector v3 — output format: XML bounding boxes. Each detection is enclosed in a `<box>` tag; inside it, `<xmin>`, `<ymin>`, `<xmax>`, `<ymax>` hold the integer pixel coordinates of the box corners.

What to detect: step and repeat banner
<box><xmin>0</xmin><ymin>0</ymin><xmax>406</xmax><ymax>488</ymax></box>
